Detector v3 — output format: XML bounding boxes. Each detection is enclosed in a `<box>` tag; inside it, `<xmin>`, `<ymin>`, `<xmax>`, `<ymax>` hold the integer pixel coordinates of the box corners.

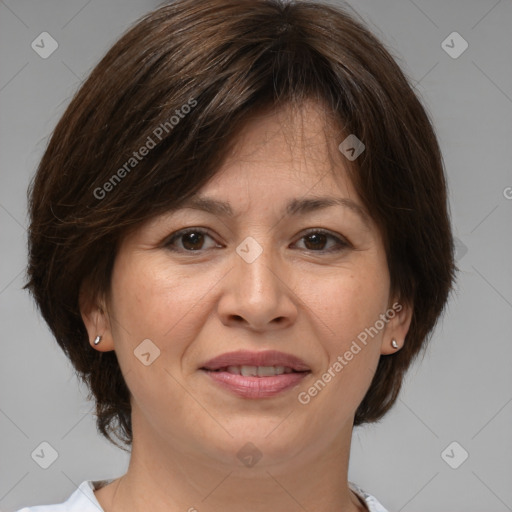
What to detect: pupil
<box><xmin>183</xmin><ymin>232</ymin><xmax>203</xmax><ymax>250</ymax></box>
<box><xmin>305</xmin><ymin>233</ymin><xmax>326</xmax><ymax>250</ymax></box>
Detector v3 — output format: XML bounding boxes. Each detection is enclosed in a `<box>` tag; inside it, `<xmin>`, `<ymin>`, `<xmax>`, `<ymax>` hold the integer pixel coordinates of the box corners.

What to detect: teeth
<box><xmin>240</xmin><ymin>365</ymin><xmax>258</xmax><ymax>377</ymax></box>
<box><xmin>258</xmin><ymin>366</ymin><xmax>285</xmax><ymax>377</ymax></box>
<box><xmin>224</xmin><ymin>365</ymin><xmax>292</xmax><ymax>376</ymax></box>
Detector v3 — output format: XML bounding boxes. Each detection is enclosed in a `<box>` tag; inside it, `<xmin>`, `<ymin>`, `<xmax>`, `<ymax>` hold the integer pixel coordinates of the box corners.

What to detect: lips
<box><xmin>200</xmin><ymin>350</ymin><xmax>311</xmax><ymax>399</ymax></box>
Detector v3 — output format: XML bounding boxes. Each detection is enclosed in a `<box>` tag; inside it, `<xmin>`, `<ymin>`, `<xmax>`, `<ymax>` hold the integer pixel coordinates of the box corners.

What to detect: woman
<box><xmin>19</xmin><ymin>0</ymin><xmax>455</xmax><ymax>510</ymax></box>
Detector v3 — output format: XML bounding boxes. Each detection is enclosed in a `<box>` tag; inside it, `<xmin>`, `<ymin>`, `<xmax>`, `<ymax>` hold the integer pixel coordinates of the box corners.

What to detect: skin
<box><xmin>81</xmin><ymin>100</ymin><xmax>412</xmax><ymax>512</ymax></box>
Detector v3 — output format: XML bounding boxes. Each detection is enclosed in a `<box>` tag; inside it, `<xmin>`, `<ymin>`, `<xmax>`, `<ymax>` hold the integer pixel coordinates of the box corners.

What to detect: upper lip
<box><xmin>201</xmin><ymin>350</ymin><xmax>310</xmax><ymax>372</ymax></box>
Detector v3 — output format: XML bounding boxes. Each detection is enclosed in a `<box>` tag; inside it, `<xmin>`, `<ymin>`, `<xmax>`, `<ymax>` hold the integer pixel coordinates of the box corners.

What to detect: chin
<box><xmin>197</xmin><ymin>420</ymin><xmax>311</xmax><ymax>468</ymax></box>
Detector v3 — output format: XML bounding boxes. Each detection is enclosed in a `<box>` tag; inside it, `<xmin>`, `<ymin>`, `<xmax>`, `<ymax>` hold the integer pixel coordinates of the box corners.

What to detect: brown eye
<box><xmin>303</xmin><ymin>232</ymin><xmax>328</xmax><ymax>250</ymax></box>
<box><xmin>164</xmin><ymin>228</ymin><xmax>349</xmax><ymax>254</ymax></box>
<box><xmin>165</xmin><ymin>228</ymin><xmax>219</xmax><ymax>252</ymax></box>
<box><xmin>294</xmin><ymin>230</ymin><xmax>349</xmax><ymax>252</ymax></box>
<box><xmin>181</xmin><ymin>231</ymin><xmax>205</xmax><ymax>250</ymax></box>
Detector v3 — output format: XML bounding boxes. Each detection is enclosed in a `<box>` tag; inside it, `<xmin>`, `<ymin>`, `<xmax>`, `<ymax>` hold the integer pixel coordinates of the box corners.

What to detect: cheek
<box><xmin>296</xmin><ymin>258</ymin><xmax>389</xmax><ymax>407</ymax></box>
<box><xmin>107</xmin><ymin>251</ymin><xmax>225</xmax><ymax>387</ymax></box>
<box><xmin>109</xmin><ymin>253</ymin><xmax>199</xmax><ymax>339</ymax></box>
<box><xmin>106</xmin><ymin>255</ymin><xmax>240</xmax><ymax>453</ymax></box>
<box><xmin>305</xmin><ymin>264</ymin><xmax>390</xmax><ymax>348</ymax></box>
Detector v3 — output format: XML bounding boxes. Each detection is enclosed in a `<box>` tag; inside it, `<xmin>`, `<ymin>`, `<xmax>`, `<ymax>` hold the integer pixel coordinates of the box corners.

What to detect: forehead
<box><xmin>228</xmin><ymin>100</ymin><xmax>341</xmax><ymax>162</ymax></box>
<box><xmin>201</xmin><ymin>100</ymin><xmax>359</xmax><ymax>202</ymax></box>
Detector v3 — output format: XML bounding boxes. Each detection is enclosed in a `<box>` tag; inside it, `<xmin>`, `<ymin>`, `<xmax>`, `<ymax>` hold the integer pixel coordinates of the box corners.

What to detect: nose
<box><xmin>217</xmin><ymin>240</ymin><xmax>298</xmax><ymax>332</ymax></box>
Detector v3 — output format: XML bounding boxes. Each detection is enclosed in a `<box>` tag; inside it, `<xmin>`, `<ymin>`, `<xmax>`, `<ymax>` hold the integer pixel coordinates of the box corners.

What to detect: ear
<box><xmin>380</xmin><ymin>299</ymin><xmax>413</xmax><ymax>355</ymax></box>
<box><xmin>79</xmin><ymin>284</ymin><xmax>115</xmax><ymax>352</ymax></box>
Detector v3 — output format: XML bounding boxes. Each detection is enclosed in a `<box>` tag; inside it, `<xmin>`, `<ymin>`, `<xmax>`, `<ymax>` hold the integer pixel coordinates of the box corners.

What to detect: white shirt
<box><xmin>16</xmin><ymin>480</ymin><xmax>389</xmax><ymax>512</ymax></box>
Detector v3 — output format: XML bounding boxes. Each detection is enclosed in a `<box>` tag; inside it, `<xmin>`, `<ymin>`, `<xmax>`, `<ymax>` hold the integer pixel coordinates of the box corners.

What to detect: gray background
<box><xmin>1</xmin><ymin>0</ymin><xmax>511</xmax><ymax>511</ymax></box>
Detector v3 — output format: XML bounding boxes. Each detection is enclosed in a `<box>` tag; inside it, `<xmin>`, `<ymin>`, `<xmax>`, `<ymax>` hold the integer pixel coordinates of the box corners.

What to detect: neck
<box><xmin>95</xmin><ymin>411</ymin><xmax>366</xmax><ymax>512</ymax></box>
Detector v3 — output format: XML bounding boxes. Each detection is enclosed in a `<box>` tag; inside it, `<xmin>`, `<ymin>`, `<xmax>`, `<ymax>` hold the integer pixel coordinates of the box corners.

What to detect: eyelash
<box><xmin>164</xmin><ymin>227</ymin><xmax>350</xmax><ymax>254</ymax></box>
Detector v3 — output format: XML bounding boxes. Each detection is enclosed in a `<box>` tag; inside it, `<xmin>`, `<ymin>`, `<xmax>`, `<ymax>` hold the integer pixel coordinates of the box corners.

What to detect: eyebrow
<box><xmin>176</xmin><ymin>195</ymin><xmax>370</xmax><ymax>227</ymax></box>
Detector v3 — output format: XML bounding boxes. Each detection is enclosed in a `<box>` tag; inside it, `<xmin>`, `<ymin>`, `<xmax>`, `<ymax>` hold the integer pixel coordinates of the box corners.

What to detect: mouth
<box><xmin>200</xmin><ymin>350</ymin><xmax>311</xmax><ymax>399</ymax></box>
<box><xmin>206</xmin><ymin>365</ymin><xmax>301</xmax><ymax>376</ymax></box>
<box><xmin>201</xmin><ymin>349</ymin><xmax>311</xmax><ymax>372</ymax></box>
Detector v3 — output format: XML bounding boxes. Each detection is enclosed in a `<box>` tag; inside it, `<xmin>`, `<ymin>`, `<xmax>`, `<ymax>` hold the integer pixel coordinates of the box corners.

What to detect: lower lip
<box><xmin>202</xmin><ymin>370</ymin><xmax>309</xmax><ymax>398</ymax></box>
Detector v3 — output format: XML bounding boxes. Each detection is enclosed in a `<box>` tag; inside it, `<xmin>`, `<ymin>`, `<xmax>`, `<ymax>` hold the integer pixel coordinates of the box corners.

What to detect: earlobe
<box><xmin>85</xmin><ymin>306</ymin><xmax>115</xmax><ymax>352</ymax></box>
<box><xmin>79</xmin><ymin>288</ymin><xmax>115</xmax><ymax>352</ymax></box>
<box><xmin>380</xmin><ymin>299</ymin><xmax>413</xmax><ymax>355</ymax></box>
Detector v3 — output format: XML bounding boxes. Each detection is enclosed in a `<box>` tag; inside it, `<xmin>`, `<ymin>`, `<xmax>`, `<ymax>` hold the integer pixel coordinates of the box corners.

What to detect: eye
<box><xmin>164</xmin><ymin>228</ymin><xmax>220</xmax><ymax>252</ymax></box>
<box><xmin>164</xmin><ymin>227</ymin><xmax>350</xmax><ymax>254</ymax></box>
<box><xmin>293</xmin><ymin>229</ymin><xmax>350</xmax><ymax>252</ymax></box>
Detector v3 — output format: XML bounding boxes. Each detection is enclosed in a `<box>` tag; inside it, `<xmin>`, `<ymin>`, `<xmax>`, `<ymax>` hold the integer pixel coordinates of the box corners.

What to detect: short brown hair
<box><xmin>25</xmin><ymin>0</ymin><xmax>456</xmax><ymax>449</ymax></box>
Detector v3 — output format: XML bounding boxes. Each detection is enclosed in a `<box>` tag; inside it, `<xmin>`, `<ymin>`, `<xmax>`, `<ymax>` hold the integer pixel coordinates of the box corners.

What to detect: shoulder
<box><xmin>15</xmin><ymin>480</ymin><xmax>107</xmax><ymax>512</ymax></box>
<box><xmin>349</xmin><ymin>481</ymin><xmax>390</xmax><ymax>512</ymax></box>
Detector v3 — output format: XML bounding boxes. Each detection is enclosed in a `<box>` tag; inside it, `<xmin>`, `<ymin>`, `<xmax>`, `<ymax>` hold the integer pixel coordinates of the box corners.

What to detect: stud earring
<box><xmin>391</xmin><ymin>339</ymin><xmax>399</xmax><ymax>349</ymax></box>
<box><xmin>93</xmin><ymin>335</ymin><xmax>102</xmax><ymax>346</ymax></box>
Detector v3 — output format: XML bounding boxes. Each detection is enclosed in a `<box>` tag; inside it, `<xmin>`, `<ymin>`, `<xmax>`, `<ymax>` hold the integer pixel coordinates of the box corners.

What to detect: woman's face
<box><xmin>86</xmin><ymin>101</ymin><xmax>411</xmax><ymax>469</ymax></box>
